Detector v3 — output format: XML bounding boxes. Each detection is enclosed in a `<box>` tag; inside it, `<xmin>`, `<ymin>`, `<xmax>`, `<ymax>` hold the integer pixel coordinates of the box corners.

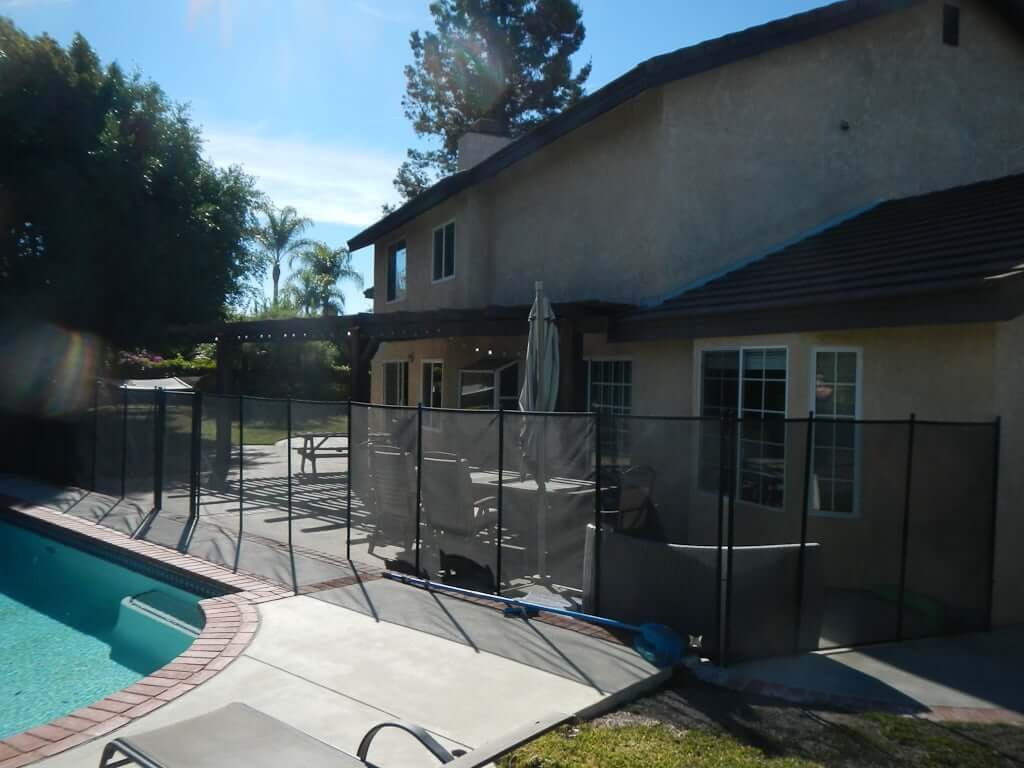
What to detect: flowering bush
<box><xmin>116</xmin><ymin>349</ymin><xmax>215</xmax><ymax>378</ymax></box>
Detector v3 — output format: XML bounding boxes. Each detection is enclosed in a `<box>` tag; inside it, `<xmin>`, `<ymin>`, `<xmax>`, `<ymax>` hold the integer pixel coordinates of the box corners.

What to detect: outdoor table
<box><xmin>470</xmin><ymin>470</ymin><xmax>594</xmax><ymax>581</ymax></box>
<box><xmin>296</xmin><ymin>432</ymin><xmax>348</xmax><ymax>474</ymax></box>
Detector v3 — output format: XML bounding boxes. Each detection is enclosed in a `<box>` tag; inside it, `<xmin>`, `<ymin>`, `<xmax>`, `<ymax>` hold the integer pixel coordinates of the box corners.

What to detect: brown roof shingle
<box><xmin>648</xmin><ymin>172</ymin><xmax>1024</xmax><ymax>317</ymax></box>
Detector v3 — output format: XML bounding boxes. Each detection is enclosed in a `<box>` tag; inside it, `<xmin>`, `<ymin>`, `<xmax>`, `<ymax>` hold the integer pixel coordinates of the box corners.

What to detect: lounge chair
<box><xmin>98</xmin><ymin>702</ymin><xmax>567</xmax><ymax>768</ymax></box>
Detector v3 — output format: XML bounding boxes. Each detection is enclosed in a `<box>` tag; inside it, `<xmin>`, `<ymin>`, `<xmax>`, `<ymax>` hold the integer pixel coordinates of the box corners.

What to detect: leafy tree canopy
<box><xmin>393</xmin><ymin>0</ymin><xmax>590</xmax><ymax>202</ymax></box>
<box><xmin>0</xmin><ymin>19</ymin><xmax>263</xmax><ymax>347</ymax></box>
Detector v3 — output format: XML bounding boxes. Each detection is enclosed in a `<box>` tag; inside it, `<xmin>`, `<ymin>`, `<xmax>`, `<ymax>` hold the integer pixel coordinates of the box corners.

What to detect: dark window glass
<box><xmin>432</xmin><ymin>229</ymin><xmax>444</xmax><ymax>281</ymax></box>
<box><xmin>384</xmin><ymin>361</ymin><xmax>408</xmax><ymax>405</ymax></box>
<box><xmin>387</xmin><ymin>241</ymin><xmax>406</xmax><ymax>301</ymax></box>
<box><xmin>444</xmin><ymin>222</ymin><xmax>455</xmax><ymax>277</ymax></box>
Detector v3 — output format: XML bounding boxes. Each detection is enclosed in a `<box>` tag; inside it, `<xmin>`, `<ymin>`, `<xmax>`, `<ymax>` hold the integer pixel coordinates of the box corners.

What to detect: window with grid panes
<box><xmin>699</xmin><ymin>348</ymin><xmax>787</xmax><ymax>507</ymax></box>
<box><xmin>588</xmin><ymin>360</ymin><xmax>632</xmax><ymax>460</ymax></box>
<box><xmin>812</xmin><ymin>350</ymin><xmax>859</xmax><ymax>515</ymax></box>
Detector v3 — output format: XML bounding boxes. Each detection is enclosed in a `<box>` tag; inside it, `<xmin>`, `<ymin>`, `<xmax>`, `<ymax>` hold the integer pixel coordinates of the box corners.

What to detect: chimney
<box><xmin>457</xmin><ymin>118</ymin><xmax>512</xmax><ymax>172</ymax></box>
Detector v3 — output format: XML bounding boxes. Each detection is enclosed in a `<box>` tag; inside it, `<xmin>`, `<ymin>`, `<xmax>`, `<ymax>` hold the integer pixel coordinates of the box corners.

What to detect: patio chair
<box><xmin>98</xmin><ymin>702</ymin><xmax>568</xmax><ymax>768</ymax></box>
<box><xmin>366</xmin><ymin>444</ymin><xmax>417</xmax><ymax>557</ymax></box>
<box><xmin>421</xmin><ymin>451</ymin><xmax>497</xmax><ymax>537</ymax></box>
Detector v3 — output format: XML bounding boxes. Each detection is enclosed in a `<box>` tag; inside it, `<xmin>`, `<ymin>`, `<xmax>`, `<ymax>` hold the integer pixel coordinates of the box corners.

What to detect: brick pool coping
<box><xmin>0</xmin><ymin>501</ymin><xmax>293</xmax><ymax>768</ymax></box>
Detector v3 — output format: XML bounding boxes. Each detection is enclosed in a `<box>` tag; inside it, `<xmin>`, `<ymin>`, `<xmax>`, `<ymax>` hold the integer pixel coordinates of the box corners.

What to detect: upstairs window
<box><xmin>387</xmin><ymin>240</ymin><xmax>406</xmax><ymax>302</ymax></box>
<box><xmin>432</xmin><ymin>222</ymin><xmax>455</xmax><ymax>282</ymax></box>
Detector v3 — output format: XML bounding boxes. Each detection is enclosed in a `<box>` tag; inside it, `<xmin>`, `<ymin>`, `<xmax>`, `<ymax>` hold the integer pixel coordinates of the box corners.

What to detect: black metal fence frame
<box><xmin>7</xmin><ymin>381</ymin><xmax>1003</xmax><ymax>667</ymax></box>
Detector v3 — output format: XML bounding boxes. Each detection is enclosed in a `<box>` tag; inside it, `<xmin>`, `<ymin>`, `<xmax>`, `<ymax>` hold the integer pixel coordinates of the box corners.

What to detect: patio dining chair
<box><xmin>98</xmin><ymin>702</ymin><xmax>569</xmax><ymax>768</ymax></box>
<box><xmin>420</xmin><ymin>451</ymin><xmax>498</xmax><ymax>537</ymax></box>
<box><xmin>366</xmin><ymin>444</ymin><xmax>417</xmax><ymax>557</ymax></box>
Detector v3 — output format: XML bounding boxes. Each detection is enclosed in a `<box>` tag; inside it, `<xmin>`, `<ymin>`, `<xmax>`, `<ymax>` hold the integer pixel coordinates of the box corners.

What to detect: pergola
<box><xmin>170</xmin><ymin>302</ymin><xmax>628</xmax><ymax>406</ymax></box>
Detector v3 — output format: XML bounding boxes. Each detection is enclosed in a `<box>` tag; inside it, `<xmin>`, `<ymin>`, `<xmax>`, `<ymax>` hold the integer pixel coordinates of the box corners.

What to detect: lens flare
<box><xmin>0</xmin><ymin>324</ymin><xmax>102</xmax><ymax>418</ymax></box>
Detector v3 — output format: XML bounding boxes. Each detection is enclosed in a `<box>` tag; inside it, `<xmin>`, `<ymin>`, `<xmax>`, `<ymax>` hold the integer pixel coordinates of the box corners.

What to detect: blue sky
<box><xmin>2</xmin><ymin>0</ymin><xmax>822</xmax><ymax>313</ymax></box>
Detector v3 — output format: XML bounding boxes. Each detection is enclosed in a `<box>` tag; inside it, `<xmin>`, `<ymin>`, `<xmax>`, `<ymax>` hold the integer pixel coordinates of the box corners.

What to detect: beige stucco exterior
<box><xmin>359</xmin><ymin>0</ymin><xmax>1024</xmax><ymax>626</ymax></box>
<box><xmin>370</xmin><ymin>0</ymin><xmax>1024</xmax><ymax>314</ymax></box>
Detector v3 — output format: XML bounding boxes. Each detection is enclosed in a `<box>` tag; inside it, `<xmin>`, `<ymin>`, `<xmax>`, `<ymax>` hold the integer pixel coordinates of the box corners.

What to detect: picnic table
<box><xmin>469</xmin><ymin>470</ymin><xmax>593</xmax><ymax>496</ymax></box>
<box><xmin>295</xmin><ymin>432</ymin><xmax>348</xmax><ymax>474</ymax></box>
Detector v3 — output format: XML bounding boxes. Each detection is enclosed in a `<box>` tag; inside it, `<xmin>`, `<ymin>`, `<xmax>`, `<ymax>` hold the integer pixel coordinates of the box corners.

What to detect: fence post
<box><xmin>286</xmin><ymin>398</ymin><xmax>293</xmax><ymax>559</ymax></box>
<box><xmin>715</xmin><ymin>414</ymin><xmax>728</xmax><ymax>664</ymax></box>
<box><xmin>91</xmin><ymin>379</ymin><xmax>100</xmax><ymax>493</ymax></box>
<box><xmin>896</xmin><ymin>412</ymin><xmax>916</xmax><ymax>640</ymax></box>
<box><xmin>346</xmin><ymin>399</ymin><xmax>352</xmax><ymax>561</ymax></box>
<box><xmin>986</xmin><ymin>416</ymin><xmax>1001</xmax><ymax>632</ymax></box>
<box><xmin>120</xmin><ymin>384</ymin><xmax>128</xmax><ymax>499</ymax></box>
<box><xmin>182</xmin><ymin>391</ymin><xmax>203</xmax><ymax>552</ymax></box>
<box><xmin>153</xmin><ymin>388</ymin><xmax>166</xmax><ymax>514</ymax></box>
<box><xmin>592</xmin><ymin>410</ymin><xmax>602</xmax><ymax>615</ymax></box>
<box><xmin>414</xmin><ymin>403</ymin><xmax>423</xmax><ymax>575</ymax></box>
<box><xmin>238</xmin><ymin>395</ymin><xmax>245</xmax><ymax>545</ymax></box>
<box><xmin>794</xmin><ymin>412</ymin><xmax>815</xmax><ymax>654</ymax></box>
<box><xmin>496</xmin><ymin>406</ymin><xmax>505</xmax><ymax>595</ymax></box>
<box><xmin>722</xmin><ymin>414</ymin><xmax>738</xmax><ymax>667</ymax></box>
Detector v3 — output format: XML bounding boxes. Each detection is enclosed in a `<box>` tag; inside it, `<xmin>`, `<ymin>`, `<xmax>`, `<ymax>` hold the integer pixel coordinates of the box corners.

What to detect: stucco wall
<box><xmin>371</xmin><ymin>0</ymin><xmax>1024</xmax><ymax>311</ymax></box>
<box><xmin>994</xmin><ymin>314</ymin><xmax>1024</xmax><ymax>626</ymax></box>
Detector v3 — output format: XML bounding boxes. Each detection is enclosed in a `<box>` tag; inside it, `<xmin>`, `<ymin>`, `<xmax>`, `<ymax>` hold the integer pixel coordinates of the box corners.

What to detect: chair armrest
<box><xmin>473</xmin><ymin>495</ymin><xmax>497</xmax><ymax>508</ymax></box>
<box><xmin>356</xmin><ymin>721</ymin><xmax>454</xmax><ymax>764</ymax></box>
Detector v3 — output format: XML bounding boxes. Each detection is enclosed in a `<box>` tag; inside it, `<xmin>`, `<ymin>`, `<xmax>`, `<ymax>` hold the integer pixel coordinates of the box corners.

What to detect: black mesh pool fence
<box><xmin>1</xmin><ymin>392</ymin><xmax>1000</xmax><ymax>666</ymax></box>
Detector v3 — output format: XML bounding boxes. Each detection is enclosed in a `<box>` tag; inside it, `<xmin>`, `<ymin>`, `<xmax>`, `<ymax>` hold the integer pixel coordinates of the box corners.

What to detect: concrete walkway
<box><xmin>689</xmin><ymin>627</ymin><xmax>1024</xmax><ymax>721</ymax></box>
<box><xmin>40</xmin><ymin>587</ymin><xmax>663</xmax><ymax>767</ymax></box>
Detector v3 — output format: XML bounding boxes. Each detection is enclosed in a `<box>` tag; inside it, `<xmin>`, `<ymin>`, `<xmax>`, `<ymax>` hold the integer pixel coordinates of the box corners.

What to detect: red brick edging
<box><xmin>0</xmin><ymin>502</ymin><xmax>292</xmax><ymax>768</ymax></box>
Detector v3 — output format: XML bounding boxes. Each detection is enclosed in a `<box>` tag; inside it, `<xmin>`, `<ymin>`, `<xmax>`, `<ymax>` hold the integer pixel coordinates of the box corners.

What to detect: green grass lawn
<box><xmin>498</xmin><ymin>713</ymin><xmax>1023</xmax><ymax>767</ymax></box>
<box><xmin>96</xmin><ymin>401</ymin><xmax>348</xmax><ymax>449</ymax></box>
<box><xmin>500</xmin><ymin>723</ymin><xmax>818</xmax><ymax>767</ymax></box>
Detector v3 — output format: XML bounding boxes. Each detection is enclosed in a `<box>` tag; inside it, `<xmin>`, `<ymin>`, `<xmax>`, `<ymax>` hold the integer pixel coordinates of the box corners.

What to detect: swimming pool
<box><xmin>0</xmin><ymin>518</ymin><xmax>206</xmax><ymax>739</ymax></box>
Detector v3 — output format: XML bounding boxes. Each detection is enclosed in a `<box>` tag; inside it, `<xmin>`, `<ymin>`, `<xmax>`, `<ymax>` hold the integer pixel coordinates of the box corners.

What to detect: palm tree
<box><xmin>256</xmin><ymin>204</ymin><xmax>312</xmax><ymax>305</ymax></box>
<box><xmin>286</xmin><ymin>241</ymin><xmax>364</xmax><ymax>316</ymax></box>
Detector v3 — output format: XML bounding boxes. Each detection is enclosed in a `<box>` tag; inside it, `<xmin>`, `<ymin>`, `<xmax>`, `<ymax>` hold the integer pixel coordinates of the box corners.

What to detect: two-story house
<box><xmin>348</xmin><ymin>0</ymin><xmax>1024</xmax><ymax>627</ymax></box>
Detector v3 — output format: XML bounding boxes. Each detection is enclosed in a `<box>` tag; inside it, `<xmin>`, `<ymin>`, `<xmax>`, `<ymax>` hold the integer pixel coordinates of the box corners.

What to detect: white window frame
<box><xmin>696</xmin><ymin>344</ymin><xmax>790</xmax><ymax>509</ymax></box>
<box><xmin>458</xmin><ymin>360</ymin><xmax>518</xmax><ymax>410</ymax></box>
<box><xmin>386</xmin><ymin>237</ymin><xmax>407</xmax><ymax>304</ymax></box>
<box><xmin>382</xmin><ymin>360</ymin><xmax>408</xmax><ymax>405</ymax></box>
<box><xmin>809</xmin><ymin>346</ymin><xmax>863</xmax><ymax>519</ymax></box>
<box><xmin>585</xmin><ymin>357</ymin><xmax>633</xmax><ymax>415</ymax></box>
<box><xmin>431</xmin><ymin>220</ymin><xmax>456</xmax><ymax>284</ymax></box>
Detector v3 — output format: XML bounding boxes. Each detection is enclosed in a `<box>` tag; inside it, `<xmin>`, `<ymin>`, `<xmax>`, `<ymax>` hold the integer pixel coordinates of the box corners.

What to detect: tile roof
<box><xmin>648</xmin><ymin>173</ymin><xmax>1024</xmax><ymax>317</ymax></box>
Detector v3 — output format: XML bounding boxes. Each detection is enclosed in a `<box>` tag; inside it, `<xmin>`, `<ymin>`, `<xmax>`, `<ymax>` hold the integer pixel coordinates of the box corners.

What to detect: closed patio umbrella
<box><xmin>519</xmin><ymin>281</ymin><xmax>559</xmax><ymax>414</ymax></box>
<box><xmin>519</xmin><ymin>282</ymin><xmax>559</xmax><ymax>582</ymax></box>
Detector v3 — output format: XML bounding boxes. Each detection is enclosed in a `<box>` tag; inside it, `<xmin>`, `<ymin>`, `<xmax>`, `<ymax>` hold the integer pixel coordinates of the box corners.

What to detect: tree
<box><xmin>285</xmin><ymin>242</ymin><xmax>363</xmax><ymax>316</ymax></box>
<box><xmin>255</xmin><ymin>204</ymin><xmax>312</xmax><ymax>306</ymax></box>
<box><xmin>0</xmin><ymin>20</ymin><xmax>262</xmax><ymax>347</ymax></box>
<box><xmin>393</xmin><ymin>0</ymin><xmax>591</xmax><ymax>201</ymax></box>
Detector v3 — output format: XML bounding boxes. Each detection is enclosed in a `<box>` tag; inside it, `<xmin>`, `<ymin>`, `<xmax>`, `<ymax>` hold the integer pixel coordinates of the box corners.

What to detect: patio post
<box><xmin>722</xmin><ymin>413</ymin><xmax>738</xmax><ymax>667</ymax></box>
<box><xmin>346</xmin><ymin>399</ymin><xmax>352</xmax><ymax>561</ymax></box>
<box><xmin>715</xmin><ymin>414</ymin><xmax>727</xmax><ymax>664</ymax></box>
<box><xmin>496</xmin><ymin>405</ymin><xmax>505</xmax><ymax>595</ymax></box>
<box><xmin>794</xmin><ymin>411</ymin><xmax>814</xmax><ymax>654</ymax></box>
<box><xmin>238</xmin><ymin>395</ymin><xmax>244</xmax><ymax>544</ymax></box>
<box><xmin>985</xmin><ymin>416</ymin><xmax>1001</xmax><ymax>632</ymax></box>
<box><xmin>414</xmin><ymin>403</ymin><xmax>423</xmax><ymax>574</ymax></box>
<box><xmin>91</xmin><ymin>379</ymin><xmax>100</xmax><ymax>493</ymax></box>
<box><xmin>119</xmin><ymin>384</ymin><xmax>128</xmax><ymax>499</ymax></box>
<box><xmin>896</xmin><ymin>412</ymin><xmax>916</xmax><ymax>640</ymax></box>
<box><xmin>592</xmin><ymin>409</ymin><xmax>602</xmax><ymax>615</ymax></box>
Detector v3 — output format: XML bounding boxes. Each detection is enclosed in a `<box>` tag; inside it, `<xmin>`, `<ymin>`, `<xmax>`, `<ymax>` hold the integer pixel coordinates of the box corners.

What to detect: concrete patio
<box><xmin>37</xmin><ymin>578</ymin><xmax>663</xmax><ymax>767</ymax></box>
<box><xmin>688</xmin><ymin>627</ymin><xmax>1024</xmax><ymax>721</ymax></box>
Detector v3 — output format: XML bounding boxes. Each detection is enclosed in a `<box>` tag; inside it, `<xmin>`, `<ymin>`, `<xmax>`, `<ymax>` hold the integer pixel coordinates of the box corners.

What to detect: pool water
<box><xmin>0</xmin><ymin>519</ymin><xmax>204</xmax><ymax>739</ymax></box>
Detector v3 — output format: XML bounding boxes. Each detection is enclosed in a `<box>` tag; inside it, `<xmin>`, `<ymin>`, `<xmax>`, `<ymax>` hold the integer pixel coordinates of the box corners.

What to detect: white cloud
<box><xmin>202</xmin><ymin>126</ymin><xmax>400</xmax><ymax>228</ymax></box>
